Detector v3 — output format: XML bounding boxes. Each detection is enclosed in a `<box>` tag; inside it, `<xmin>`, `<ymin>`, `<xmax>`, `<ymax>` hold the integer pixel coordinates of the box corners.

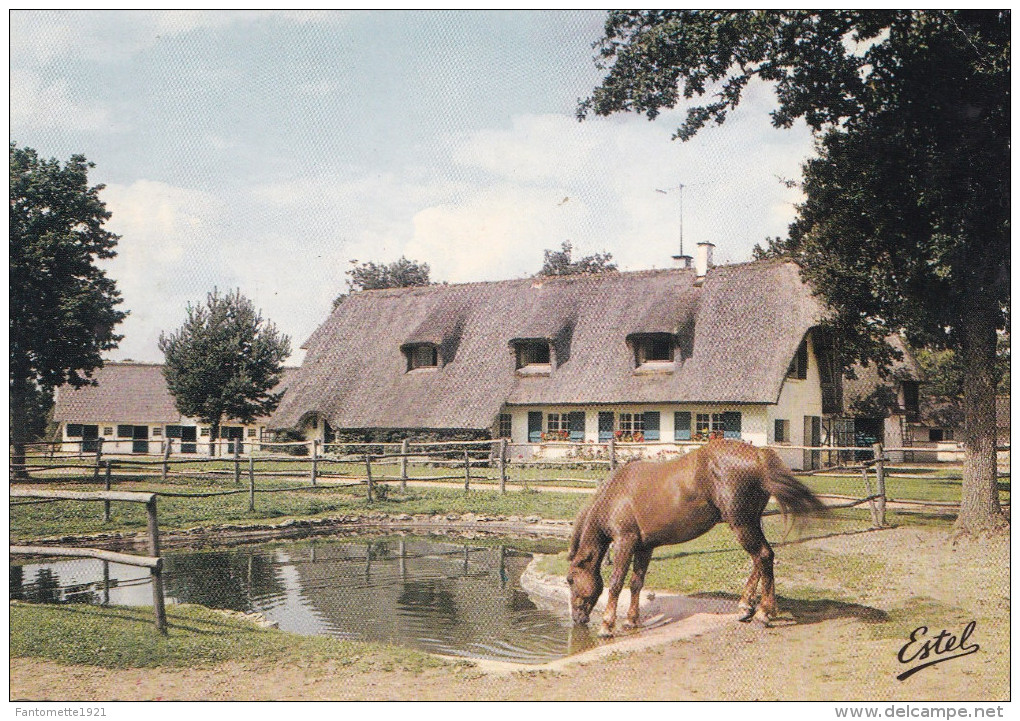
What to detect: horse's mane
<box><xmin>567</xmin><ymin>503</ymin><xmax>592</xmax><ymax>562</ymax></box>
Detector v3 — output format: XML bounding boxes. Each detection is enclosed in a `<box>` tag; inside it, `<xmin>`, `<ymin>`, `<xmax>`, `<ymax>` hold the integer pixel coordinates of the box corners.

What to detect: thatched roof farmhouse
<box><xmin>272</xmin><ymin>254</ymin><xmax>854</xmax><ymax>469</ymax></box>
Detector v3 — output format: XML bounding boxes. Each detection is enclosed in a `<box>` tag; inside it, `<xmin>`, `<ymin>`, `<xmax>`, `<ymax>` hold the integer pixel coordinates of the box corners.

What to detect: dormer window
<box><xmin>787</xmin><ymin>339</ymin><xmax>808</xmax><ymax>380</ymax></box>
<box><xmin>405</xmin><ymin>343</ymin><xmax>439</xmax><ymax>371</ymax></box>
<box><xmin>518</xmin><ymin>340</ymin><xmax>550</xmax><ymax>369</ymax></box>
<box><xmin>629</xmin><ymin>333</ymin><xmax>675</xmax><ymax>370</ymax></box>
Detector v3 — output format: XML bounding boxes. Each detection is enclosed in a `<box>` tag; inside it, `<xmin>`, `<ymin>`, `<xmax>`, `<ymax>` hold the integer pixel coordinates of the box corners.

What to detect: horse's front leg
<box><xmin>622</xmin><ymin>546</ymin><xmax>653</xmax><ymax>630</ymax></box>
<box><xmin>599</xmin><ymin>535</ymin><xmax>636</xmax><ymax>638</ymax></box>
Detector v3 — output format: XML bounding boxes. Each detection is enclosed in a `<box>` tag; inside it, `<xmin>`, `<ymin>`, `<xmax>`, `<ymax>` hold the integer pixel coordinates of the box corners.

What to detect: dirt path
<box><xmin>10</xmin><ymin>525</ymin><xmax>1008</xmax><ymax>701</ymax></box>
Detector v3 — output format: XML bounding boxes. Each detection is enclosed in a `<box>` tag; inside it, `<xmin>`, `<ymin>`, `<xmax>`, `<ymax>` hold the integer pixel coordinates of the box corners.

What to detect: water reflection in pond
<box><xmin>10</xmin><ymin>536</ymin><xmax>600</xmax><ymax>663</ymax></box>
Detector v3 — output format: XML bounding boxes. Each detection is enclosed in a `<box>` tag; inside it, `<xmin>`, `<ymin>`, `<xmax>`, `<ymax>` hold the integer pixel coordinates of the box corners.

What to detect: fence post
<box><xmin>103</xmin><ymin>460</ymin><xmax>112</xmax><ymax>522</ymax></box>
<box><xmin>161</xmin><ymin>440</ymin><xmax>170</xmax><ymax>482</ymax></box>
<box><xmin>146</xmin><ymin>497</ymin><xmax>167</xmax><ymax>635</ymax></box>
<box><xmin>498</xmin><ymin>438</ymin><xmax>507</xmax><ymax>495</ymax></box>
<box><xmin>248</xmin><ymin>454</ymin><xmax>256</xmax><ymax>512</ymax></box>
<box><xmin>233</xmin><ymin>444</ymin><xmax>241</xmax><ymax>484</ymax></box>
<box><xmin>464</xmin><ymin>449</ymin><xmax>470</xmax><ymax>492</ymax></box>
<box><xmin>365</xmin><ymin>453</ymin><xmax>374</xmax><ymax>502</ymax></box>
<box><xmin>873</xmin><ymin>442</ymin><xmax>886</xmax><ymax>527</ymax></box>
<box><xmin>93</xmin><ymin>437</ymin><xmax>104</xmax><ymax>483</ymax></box>
<box><xmin>311</xmin><ymin>440</ymin><xmax>319</xmax><ymax>486</ymax></box>
<box><xmin>861</xmin><ymin>466</ymin><xmax>879</xmax><ymax>527</ymax></box>
<box><xmin>608</xmin><ymin>437</ymin><xmax>617</xmax><ymax>472</ymax></box>
<box><xmin>400</xmin><ymin>438</ymin><xmax>409</xmax><ymax>492</ymax></box>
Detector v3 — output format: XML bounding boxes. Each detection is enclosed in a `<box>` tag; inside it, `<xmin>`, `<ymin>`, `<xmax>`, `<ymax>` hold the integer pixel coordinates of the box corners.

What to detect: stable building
<box><xmin>52</xmin><ymin>362</ymin><xmax>295</xmax><ymax>455</ymax></box>
<box><xmin>270</xmin><ymin>250</ymin><xmax>847</xmax><ymax>470</ymax></box>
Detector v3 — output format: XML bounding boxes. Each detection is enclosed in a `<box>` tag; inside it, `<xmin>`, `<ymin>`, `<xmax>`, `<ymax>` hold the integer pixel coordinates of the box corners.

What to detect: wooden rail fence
<box><xmin>9</xmin><ymin>488</ymin><xmax>167</xmax><ymax>634</ymax></box>
<box><xmin>13</xmin><ymin>437</ymin><xmax>1009</xmax><ymax>525</ymax></box>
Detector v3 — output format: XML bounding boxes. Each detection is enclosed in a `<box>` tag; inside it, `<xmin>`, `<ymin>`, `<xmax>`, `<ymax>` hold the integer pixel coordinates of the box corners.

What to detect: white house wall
<box><xmin>503</xmin><ymin>403</ymin><xmax>769</xmax><ymax>457</ymax></box>
<box><xmin>60</xmin><ymin>419</ymin><xmax>267</xmax><ymax>456</ymax></box>
<box><xmin>766</xmin><ymin>331</ymin><xmax>824</xmax><ymax>469</ymax></box>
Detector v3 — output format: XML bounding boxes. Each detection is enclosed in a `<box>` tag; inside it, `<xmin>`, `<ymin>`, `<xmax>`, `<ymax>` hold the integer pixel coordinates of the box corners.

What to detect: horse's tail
<box><xmin>759</xmin><ymin>447</ymin><xmax>828</xmax><ymax>527</ymax></box>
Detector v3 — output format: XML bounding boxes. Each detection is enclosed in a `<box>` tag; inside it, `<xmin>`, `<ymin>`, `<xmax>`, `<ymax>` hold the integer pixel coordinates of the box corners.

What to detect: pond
<box><xmin>10</xmin><ymin>535</ymin><xmax>602</xmax><ymax>664</ymax></box>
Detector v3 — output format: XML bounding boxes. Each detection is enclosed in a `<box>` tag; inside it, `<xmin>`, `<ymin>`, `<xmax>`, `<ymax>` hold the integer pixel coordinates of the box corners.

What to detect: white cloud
<box><xmin>9</xmin><ymin>69</ymin><xmax>113</xmax><ymax>133</ymax></box>
<box><xmin>10</xmin><ymin>10</ymin><xmax>354</xmax><ymax>65</ymax></box>
<box><xmin>99</xmin><ymin>181</ymin><xmax>228</xmax><ymax>361</ymax></box>
<box><xmin>92</xmin><ymin>82</ymin><xmax>814</xmax><ymax>363</ymax></box>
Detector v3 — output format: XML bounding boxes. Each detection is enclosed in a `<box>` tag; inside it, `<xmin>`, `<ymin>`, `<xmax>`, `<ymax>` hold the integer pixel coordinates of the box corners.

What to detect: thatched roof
<box><xmin>53</xmin><ymin>362</ymin><xmax>298</xmax><ymax>425</ymax></box>
<box><xmin>270</xmin><ymin>260</ymin><xmax>827</xmax><ymax>431</ymax></box>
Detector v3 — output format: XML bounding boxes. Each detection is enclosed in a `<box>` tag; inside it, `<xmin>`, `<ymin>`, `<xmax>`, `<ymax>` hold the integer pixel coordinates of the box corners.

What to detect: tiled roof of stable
<box><xmin>53</xmin><ymin>363</ymin><xmax>298</xmax><ymax>425</ymax></box>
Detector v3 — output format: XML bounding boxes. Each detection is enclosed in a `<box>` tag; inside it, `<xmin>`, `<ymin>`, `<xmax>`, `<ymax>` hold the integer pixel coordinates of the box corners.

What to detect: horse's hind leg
<box><xmin>599</xmin><ymin>534</ymin><xmax>637</xmax><ymax>637</ymax></box>
<box><xmin>622</xmin><ymin>546</ymin><xmax>652</xmax><ymax>630</ymax></box>
<box><xmin>733</xmin><ymin>523</ymin><xmax>775</xmax><ymax>624</ymax></box>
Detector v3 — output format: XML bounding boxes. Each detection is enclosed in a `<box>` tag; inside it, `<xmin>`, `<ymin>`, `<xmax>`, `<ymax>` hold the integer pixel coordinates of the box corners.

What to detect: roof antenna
<box><xmin>656</xmin><ymin>181</ymin><xmax>710</xmax><ymax>269</ymax></box>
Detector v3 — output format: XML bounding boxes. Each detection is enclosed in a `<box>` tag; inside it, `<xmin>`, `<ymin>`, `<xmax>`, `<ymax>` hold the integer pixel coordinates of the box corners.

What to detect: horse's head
<box><xmin>566</xmin><ymin>549</ymin><xmax>603</xmax><ymax>625</ymax></box>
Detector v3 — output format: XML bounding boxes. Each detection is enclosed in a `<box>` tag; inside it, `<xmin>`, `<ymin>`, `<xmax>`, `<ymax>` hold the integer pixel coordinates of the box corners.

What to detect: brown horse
<box><xmin>567</xmin><ymin>439</ymin><xmax>827</xmax><ymax>636</ymax></box>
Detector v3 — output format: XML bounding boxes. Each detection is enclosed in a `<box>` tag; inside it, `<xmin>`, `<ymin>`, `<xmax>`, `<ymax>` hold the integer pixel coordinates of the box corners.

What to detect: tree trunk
<box><xmin>9</xmin><ymin>375</ymin><xmax>29</xmax><ymax>480</ymax></box>
<box><xmin>953</xmin><ymin>302</ymin><xmax>1009</xmax><ymax>538</ymax></box>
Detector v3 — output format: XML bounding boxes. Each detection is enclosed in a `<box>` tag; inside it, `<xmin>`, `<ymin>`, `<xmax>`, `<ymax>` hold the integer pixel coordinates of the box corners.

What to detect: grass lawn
<box><xmin>800</xmin><ymin>470</ymin><xmax>1010</xmax><ymax>504</ymax></box>
<box><xmin>13</xmin><ymin>454</ymin><xmax>1007</xmax><ymax>542</ymax></box>
<box><xmin>9</xmin><ymin>475</ymin><xmax>591</xmax><ymax>541</ymax></box>
<box><xmin>536</xmin><ymin>510</ymin><xmax>887</xmax><ymax>598</ymax></box>
<box><xmin>10</xmin><ymin>601</ymin><xmax>444</xmax><ymax>672</ymax></box>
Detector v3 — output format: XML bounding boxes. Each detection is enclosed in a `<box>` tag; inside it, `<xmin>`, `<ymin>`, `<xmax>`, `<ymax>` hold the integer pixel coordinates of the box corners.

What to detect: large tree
<box><xmin>159</xmin><ymin>289</ymin><xmax>291</xmax><ymax>455</ymax></box>
<box><xmin>9</xmin><ymin>143</ymin><xmax>127</xmax><ymax>474</ymax></box>
<box><xmin>537</xmin><ymin>241</ymin><xmax>618</xmax><ymax>277</ymax></box>
<box><xmin>580</xmin><ymin>11</ymin><xmax>1009</xmax><ymax>536</ymax></box>
<box><xmin>333</xmin><ymin>256</ymin><xmax>431</xmax><ymax>308</ymax></box>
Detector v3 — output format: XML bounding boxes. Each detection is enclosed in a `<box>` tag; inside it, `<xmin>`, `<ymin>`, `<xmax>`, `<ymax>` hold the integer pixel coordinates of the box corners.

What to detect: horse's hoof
<box><xmin>737</xmin><ymin>603</ymin><xmax>756</xmax><ymax>623</ymax></box>
<box><xmin>598</xmin><ymin>625</ymin><xmax>615</xmax><ymax>638</ymax></box>
<box><xmin>621</xmin><ymin>619</ymin><xmax>638</xmax><ymax>631</ymax></box>
<box><xmin>753</xmin><ymin>607</ymin><xmax>774</xmax><ymax>627</ymax></box>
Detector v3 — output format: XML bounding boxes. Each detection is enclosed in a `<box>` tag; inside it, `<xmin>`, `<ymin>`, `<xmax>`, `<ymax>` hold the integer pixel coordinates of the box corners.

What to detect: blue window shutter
<box><xmin>674</xmin><ymin>412</ymin><xmax>691</xmax><ymax>441</ymax></box>
<box><xmin>66</xmin><ymin>423</ymin><xmax>83</xmax><ymax>438</ymax></box>
<box><xmin>643</xmin><ymin>411</ymin><xmax>660</xmax><ymax>441</ymax></box>
<box><xmin>723</xmin><ymin>411</ymin><xmax>742</xmax><ymax>439</ymax></box>
<box><xmin>568</xmin><ymin>412</ymin><xmax>586</xmax><ymax>441</ymax></box>
<box><xmin>598</xmin><ymin>412</ymin><xmax>614</xmax><ymax>441</ymax></box>
<box><xmin>117</xmin><ymin>425</ymin><xmax>133</xmax><ymax>438</ymax></box>
<box><xmin>528</xmin><ymin>411</ymin><xmax>543</xmax><ymax>443</ymax></box>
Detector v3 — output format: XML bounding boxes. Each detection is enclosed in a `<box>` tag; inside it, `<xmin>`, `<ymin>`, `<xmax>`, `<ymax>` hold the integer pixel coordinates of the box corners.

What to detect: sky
<box><xmin>10</xmin><ymin>10</ymin><xmax>816</xmax><ymax>364</ymax></box>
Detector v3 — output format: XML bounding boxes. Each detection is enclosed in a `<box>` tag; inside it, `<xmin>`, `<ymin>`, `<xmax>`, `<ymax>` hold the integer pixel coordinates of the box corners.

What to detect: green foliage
<box><xmin>8</xmin><ymin>477</ymin><xmax>591</xmax><ymax>541</ymax></box>
<box><xmin>537</xmin><ymin>241</ymin><xmax>618</xmax><ymax>277</ymax></box>
<box><xmin>334</xmin><ymin>256</ymin><xmax>431</xmax><ymax>308</ymax></box>
<box><xmin>583</xmin><ymin>10</ymin><xmax>1008</xmax><ymax>362</ymax></box>
<box><xmin>580</xmin><ymin>11</ymin><xmax>1009</xmax><ymax>532</ymax></box>
<box><xmin>9</xmin><ymin>143</ymin><xmax>126</xmax><ymax>450</ymax></box>
<box><xmin>158</xmin><ymin>289</ymin><xmax>291</xmax><ymax>440</ymax></box>
<box><xmin>10</xmin><ymin>382</ymin><xmax>55</xmax><ymax>443</ymax></box>
<box><xmin>10</xmin><ymin>602</ymin><xmax>443</xmax><ymax>671</ymax></box>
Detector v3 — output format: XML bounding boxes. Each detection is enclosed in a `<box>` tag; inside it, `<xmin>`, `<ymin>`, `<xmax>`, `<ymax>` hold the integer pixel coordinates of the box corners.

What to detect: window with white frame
<box><xmin>547</xmin><ymin>413</ymin><xmax>566</xmax><ymax>432</ymax></box>
<box><xmin>619</xmin><ymin>413</ymin><xmax>645</xmax><ymax>433</ymax></box>
<box><xmin>247</xmin><ymin>427</ymin><xmax>257</xmax><ymax>438</ymax></box>
<box><xmin>498</xmin><ymin>414</ymin><xmax>512</xmax><ymax>439</ymax></box>
<box><xmin>152</xmin><ymin>427</ymin><xmax>163</xmax><ymax>437</ymax></box>
<box><xmin>695</xmin><ymin>413</ymin><xmax>725</xmax><ymax>437</ymax></box>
